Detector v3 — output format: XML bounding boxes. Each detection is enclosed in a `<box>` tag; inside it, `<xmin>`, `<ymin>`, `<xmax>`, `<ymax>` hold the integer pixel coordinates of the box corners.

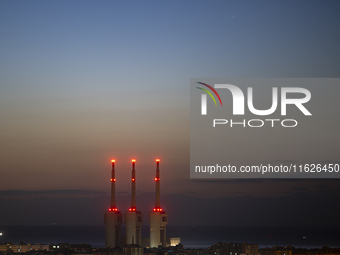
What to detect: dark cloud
<box><xmin>117</xmin><ymin>191</ymin><xmax>130</xmax><ymax>195</ymax></box>
<box><xmin>290</xmin><ymin>187</ymin><xmax>308</xmax><ymax>191</ymax></box>
<box><xmin>183</xmin><ymin>191</ymin><xmax>202</xmax><ymax>195</ymax></box>
<box><xmin>317</xmin><ymin>185</ymin><xmax>331</xmax><ymax>190</ymax></box>
<box><xmin>0</xmin><ymin>190</ymin><xmax>106</xmax><ymax>196</ymax></box>
<box><xmin>1</xmin><ymin>191</ymin><xmax>340</xmax><ymax>227</ymax></box>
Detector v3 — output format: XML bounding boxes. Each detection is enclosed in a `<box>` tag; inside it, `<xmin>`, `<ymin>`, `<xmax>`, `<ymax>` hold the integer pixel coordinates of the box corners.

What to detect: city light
<box><xmin>111</xmin><ymin>159</ymin><xmax>115</xmax><ymax>163</ymax></box>
<box><xmin>131</xmin><ymin>159</ymin><xmax>136</xmax><ymax>162</ymax></box>
<box><xmin>156</xmin><ymin>159</ymin><xmax>160</xmax><ymax>162</ymax></box>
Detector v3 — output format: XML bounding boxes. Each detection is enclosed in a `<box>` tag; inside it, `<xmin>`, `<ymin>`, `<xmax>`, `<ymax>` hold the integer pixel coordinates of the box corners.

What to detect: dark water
<box><xmin>0</xmin><ymin>225</ymin><xmax>339</xmax><ymax>249</ymax></box>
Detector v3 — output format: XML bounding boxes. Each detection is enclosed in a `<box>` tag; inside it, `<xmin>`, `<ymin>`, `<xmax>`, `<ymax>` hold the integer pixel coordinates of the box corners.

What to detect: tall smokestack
<box><xmin>111</xmin><ymin>159</ymin><xmax>116</xmax><ymax>209</ymax></box>
<box><xmin>155</xmin><ymin>159</ymin><xmax>160</xmax><ymax>208</ymax></box>
<box><xmin>125</xmin><ymin>159</ymin><xmax>143</xmax><ymax>246</ymax></box>
<box><xmin>149</xmin><ymin>158</ymin><xmax>168</xmax><ymax>248</ymax></box>
<box><xmin>104</xmin><ymin>159</ymin><xmax>122</xmax><ymax>248</ymax></box>
<box><xmin>131</xmin><ymin>159</ymin><xmax>136</xmax><ymax>209</ymax></box>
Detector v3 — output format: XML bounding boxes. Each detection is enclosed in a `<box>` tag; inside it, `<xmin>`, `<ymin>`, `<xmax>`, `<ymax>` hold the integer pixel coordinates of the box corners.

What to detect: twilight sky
<box><xmin>1</xmin><ymin>0</ymin><xmax>340</xmax><ymax>225</ymax></box>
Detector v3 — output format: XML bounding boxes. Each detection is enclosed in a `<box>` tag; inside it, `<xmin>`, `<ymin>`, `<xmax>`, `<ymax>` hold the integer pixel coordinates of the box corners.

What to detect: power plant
<box><xmin>104</xmin><ymin>159</ymin><xmax>169</xmax><ymax>248</ymax></box>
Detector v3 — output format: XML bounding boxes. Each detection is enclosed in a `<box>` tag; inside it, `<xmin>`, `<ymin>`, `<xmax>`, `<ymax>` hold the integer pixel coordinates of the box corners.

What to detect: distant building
<box><xmin>0</xmin><ymin>243</ymin><xmax>49</xmax><ymax>253</ymax></box>
<box><xmin>143</xmin><ymin>247</ymin><xmax>159</xmax><ymax>255</ymax></box>
<box><xmin>94</xmin><ymin>247</ymin><xmax>123</xmax><ymax>255</ymax></box>
<box><xmin>166</xmin><ymin>238</ymin><xmax>181</xmax><ymax>247</ymax></box>
<box><xmin>259</xmin><ymin>245</ymin><xmax>340</xmax><ymax>255</ymax></box>
<box><xmin>209</xmin><ymin>242</ymin><xmax>259</xmax><ymax>255</ymax></box>
<box><xmin>243</xmin><ymin>244</ymin><xmax>259</xmax><ymax>255</ymax></box>
<box><xmin>183</xmin><ymin>248</ymin><xmax>210</xmax><ymax>255</ymax></box>
<box><xmin>123</xmin><ymin>244</ymin><xmax>143</xmax><ymax>255</ymax></box>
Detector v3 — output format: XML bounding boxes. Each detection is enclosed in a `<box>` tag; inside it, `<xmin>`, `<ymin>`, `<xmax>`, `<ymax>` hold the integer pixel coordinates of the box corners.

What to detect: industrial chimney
<box><xmin>149</xmin><ymin>159</ymin><xmax>168</xmax><ymax>248</ymax></box>
<box><xmin>124</xmin><ymin>159</ymin><xmax>143</xmax><ymax>245</ymax></box>
<box><xmin>104</xmin><ymin>159</ymin><xmax>123</xmax><ymax>247</ymax></box>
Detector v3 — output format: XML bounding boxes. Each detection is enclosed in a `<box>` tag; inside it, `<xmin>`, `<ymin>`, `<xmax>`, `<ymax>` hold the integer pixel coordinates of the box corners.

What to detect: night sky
<box><xmin>1</xmin><ymin>0</ymin><xmax>340</xmax><ymax>226</ymax></box>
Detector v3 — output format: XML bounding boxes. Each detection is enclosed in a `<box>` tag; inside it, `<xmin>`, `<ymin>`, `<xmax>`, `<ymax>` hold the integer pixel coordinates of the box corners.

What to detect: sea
<box><xmin>0</xmin><ymin>225</ymin><xmax>339</xmax><ymax>249</ymax></box>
